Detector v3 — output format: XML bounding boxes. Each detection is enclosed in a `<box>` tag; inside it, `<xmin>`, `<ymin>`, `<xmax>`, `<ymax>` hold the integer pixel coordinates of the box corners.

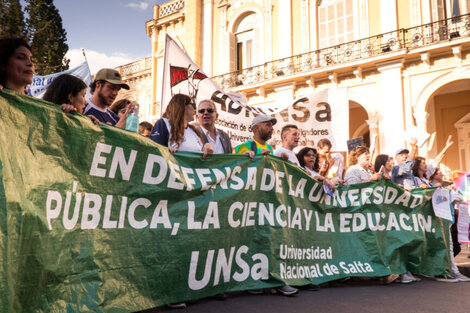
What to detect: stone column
<box><xmin>366</xmin><ymin>117</ymin><xmax>379</xmax><ymax>152</ymax></box>
<box><xmin>150</xmin><ymin>17</ymin><xmax>159</xmax><ymax>116</ymax></box>
<box><xmin>376</xmin><ymin>58</ymin><xmax>406</xmax><ymax>154</ymax></box>
<box><xmin>202</xmin><ymin>0</ymin><xmax>213</xmax><ymax>75</ymax></box>
<box><xmin>300</xmin><ymin>0</ymin><xmax>310</xmax><ymax>53</ymax></box>
<box><xmin>218</xmin><ymin>3</ymin><xmax>230</xmax><ymax>74</ymax></box>
<box><xmin>185</xmin><ymin>0</ymin><xmax>203</xmax><ymax>65</ymax></box>
<box><xmin>278</xmin><ymin>0</ymin><xmax>292</xmax><ymax>58</ymax></box>
<box><xmin>380</xmin><ymin>0</ymin><xmax>398</xmax><ymax>33</ymax></box>
<box><xmin>264</xmin><ymin>0</ymin><xmax>273</xmax><ymax>61</ymax></box>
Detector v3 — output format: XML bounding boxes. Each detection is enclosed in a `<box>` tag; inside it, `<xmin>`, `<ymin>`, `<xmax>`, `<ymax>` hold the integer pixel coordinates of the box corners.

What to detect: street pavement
<box><xmin>141</xmin><ymin>247</ymin><xmax>470</xmax><ymax>313</ymax></box>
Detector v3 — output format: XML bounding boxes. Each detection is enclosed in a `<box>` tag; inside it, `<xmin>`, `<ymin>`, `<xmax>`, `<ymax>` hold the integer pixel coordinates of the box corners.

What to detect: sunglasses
<box><xmin>198</xmin><ymin>108</ymin><xmax>215</xmax><ymax>114</ymax></box>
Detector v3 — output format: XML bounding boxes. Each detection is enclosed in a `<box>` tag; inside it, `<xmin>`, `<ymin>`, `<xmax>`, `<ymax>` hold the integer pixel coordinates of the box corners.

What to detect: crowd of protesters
<box><xmin>2</xmin><ymin>36</ymin><xmax>470</xmax><ymax>309</ymax></box>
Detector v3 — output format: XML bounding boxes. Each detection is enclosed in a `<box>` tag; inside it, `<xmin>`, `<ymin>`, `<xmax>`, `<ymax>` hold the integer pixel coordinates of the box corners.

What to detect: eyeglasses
<box><xmin>198</xmin><ymin>108</ymin><xmax>215</xmax><ymax>114</ymax></box>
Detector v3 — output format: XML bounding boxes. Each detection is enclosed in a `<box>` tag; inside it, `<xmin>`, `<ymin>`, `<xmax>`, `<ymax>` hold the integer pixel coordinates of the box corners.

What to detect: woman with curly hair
<box><xmin>296</xmin><ymin>147</ymin><xmax>320</xmax><ymax>176</ymax></box>
<box><xmin>344</xmin><ymin>146</ymin><xmax>382</xmax><ymax>185</ymax></box>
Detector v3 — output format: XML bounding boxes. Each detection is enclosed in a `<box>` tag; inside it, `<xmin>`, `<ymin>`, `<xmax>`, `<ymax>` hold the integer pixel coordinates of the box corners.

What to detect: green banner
<box><xmin>0</xmin><ymin>90</ymin><xmax>450</xmax><ymax>312</ymax></box>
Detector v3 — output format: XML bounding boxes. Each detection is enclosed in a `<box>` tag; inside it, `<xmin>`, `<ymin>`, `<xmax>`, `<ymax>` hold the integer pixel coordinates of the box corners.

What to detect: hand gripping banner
<box><xmin>0</xmin><ymin>90</ymin><xmax>451</xmax><ymax>312</ymax></box>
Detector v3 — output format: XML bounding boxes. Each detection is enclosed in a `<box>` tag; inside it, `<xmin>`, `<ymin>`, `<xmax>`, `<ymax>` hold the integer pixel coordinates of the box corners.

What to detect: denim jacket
<box><xmin>391</xmin><ymin>159</ymin><xmax>415</xmax><ymax>189</ymax></box>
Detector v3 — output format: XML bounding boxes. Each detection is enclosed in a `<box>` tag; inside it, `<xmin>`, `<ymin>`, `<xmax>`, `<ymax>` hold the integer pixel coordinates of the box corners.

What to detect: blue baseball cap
<box><xmin>396</xmin><ymin>148</ymin><xmax>410</xmax><ymax>155</ymax></box>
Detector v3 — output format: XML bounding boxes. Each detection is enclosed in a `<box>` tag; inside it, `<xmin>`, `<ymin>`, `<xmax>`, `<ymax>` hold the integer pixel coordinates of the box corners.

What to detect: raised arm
<box><xmin>432</xmin><ymin>135</ymin><xmax>453</xmax><ymax>164</ymax></box>
<box><xmin>408</xmin><ymin>137</ymin><xmax>418</xmax><ymax>161</ymax></box>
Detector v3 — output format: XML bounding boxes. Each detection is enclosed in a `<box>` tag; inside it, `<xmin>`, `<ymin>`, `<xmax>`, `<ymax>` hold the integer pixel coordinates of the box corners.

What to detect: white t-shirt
<box><xmin>163</xmin><ymin>118</ymin><xmax>203</xmax><ymax>153</ymax></box>
<box><xmin>201</xmin><ymin>128</ymin><xmax>224</xmax><ymax>154</ymax></box>
<box><xmin>274</xmin><ymin>147</ymin><xmax>300</xmax><ymax>166</ymax></box>
<box><xmin>303</xmin><ymin>166</ymin><xmax>320</xmax><ymax>178</ymax></box>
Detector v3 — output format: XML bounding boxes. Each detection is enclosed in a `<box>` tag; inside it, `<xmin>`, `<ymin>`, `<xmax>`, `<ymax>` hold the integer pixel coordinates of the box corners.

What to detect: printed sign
<box><xmin>0</xmin><ymin>90</ymin><xmax>451</xmax><ymax>312</ymax></box>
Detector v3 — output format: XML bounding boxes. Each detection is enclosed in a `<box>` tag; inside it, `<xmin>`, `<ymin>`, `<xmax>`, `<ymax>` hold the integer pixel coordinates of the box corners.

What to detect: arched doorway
<box><xmin>349</xmin><ymin>100</ymin><xmax>370</xmax><ymax>148</ymax></box>
<box><xmin>425</xmin><ymin>79</ymin><xmax>470</xmax><ymax>172</ymax></box>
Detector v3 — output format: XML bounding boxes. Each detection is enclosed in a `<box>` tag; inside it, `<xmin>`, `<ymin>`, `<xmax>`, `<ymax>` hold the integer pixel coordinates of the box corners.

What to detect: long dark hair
<box><xmin>374</xmin><ymin>154</ymin><xmax>389</xmax><ymax>173</ymax></box>
<box><xmin>43</xmin><ymin>74</ymin><xmax>86</xmax><ymax>105</ymax></box>
<box><xmin>162</xmin><ymin>94</ymin><xmax>202</xmax><ymax>148</ymax></box>
<box><xmin>297</xmin><ymin>147</ymin><xmax>319</xmax><ymax>171</ymax></box>
<box><xmin>412</xmin><ymin>156</ymin><xmax>427</xmax><ymax>178</ymax></box>
<box><xmin>0</xmin><ymin>37</ymin><xmax>32</xmax><ymax>86</ymax></box>
<box><xmin>318</xmin><ymin>154</ymin><xmax>330</xmax><ymax>176</ymax></box>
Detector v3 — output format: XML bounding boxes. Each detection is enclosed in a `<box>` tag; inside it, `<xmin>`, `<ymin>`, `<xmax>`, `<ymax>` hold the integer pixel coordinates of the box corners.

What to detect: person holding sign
<box><xmin>234</xmin><ymin>115</ymin><xmax>298</xmax><ymax>296</ymax></box>
<box><xmin>344</xmin><ymin>146</ymin><xmax>382</xmax><ymax>185</ymax></box>
<box><xmin>150</xmin><ymin>93</ymin><xmax>213</xmax><ymax>159</ymax></box>
<box><xmin>274</xmin><ymin>124</ymin><xmax>301</xmax><ymax>166</ymax></box>
<box><xmin>42</xmin><ymin>74</ymin><xmax>97</xmax><ymax>120</ymax></box>
<box><xmin>196</xmin><ymin>99</ymin><xmax>232</xmax><ymax>154</ymax></box>
<box><xmin>0</xmin><ymin>37</ymin><xmax>81</xmax><ymax>115</ymax></box>
<box><xmin>411</xmin><ymin>157</ymin><xmax>432</xmax><ymax>188</ymax></box>
<box><xmin>317</xmin><ymin>138</ymin><xmax>344</xmax><ymax>179</ymax></box>
<box><xmin>83</xmin><ymin>68</ymin><xmax>131</xmax><ymax>128</ymax></box>
<box><xmin>408</xmin><ymin>136</ymin><xmax>453</xmax><ymax>189</ymax></box>
<box><xmin>296</xmin><ymin>147</ymin><xmax>321</xmax><ymax>177</ymax></box>
<box><xmin>235</xmin><ymin>115</ymin><xmax>277</xmax><ymax>158</ymax></box>
<box><xmin>0</xmin><ymin>37</ymin><xmax>34</xmax><ymax>95</ymax></box>
<box><xmin>297</xmin><ymin>147</ymin><xmax>337</xmax><ymax>189</ymax></box>
<box><xmin>391</xmin><ymin>138</ymin><xmax>418</xmax><ymax>189</ymax></box>
<box><xmin>373</xmin><ymin>154</ymin><xmax>394</xmax><ymax>177</ymax></box>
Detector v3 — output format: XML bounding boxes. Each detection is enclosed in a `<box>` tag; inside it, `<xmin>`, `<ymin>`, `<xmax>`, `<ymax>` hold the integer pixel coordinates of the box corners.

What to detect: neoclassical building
<box><xmin>116</xmin><ymin>0</ymin><xmax>470</xmax><ymax>174</ymax></box>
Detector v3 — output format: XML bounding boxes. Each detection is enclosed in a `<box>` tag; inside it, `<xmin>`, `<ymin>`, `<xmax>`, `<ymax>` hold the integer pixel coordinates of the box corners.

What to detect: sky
<box><xmin>50</xmin><ymin>0</ymin><xmax>168</xmax><ymax>74</ymax></box>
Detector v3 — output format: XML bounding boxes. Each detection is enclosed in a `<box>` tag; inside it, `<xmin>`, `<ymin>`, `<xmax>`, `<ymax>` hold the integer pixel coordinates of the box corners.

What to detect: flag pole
<box><xmin>81</xmin><ymin>48</ymin><xmax>88</xmax><ymax>63</ymax></box>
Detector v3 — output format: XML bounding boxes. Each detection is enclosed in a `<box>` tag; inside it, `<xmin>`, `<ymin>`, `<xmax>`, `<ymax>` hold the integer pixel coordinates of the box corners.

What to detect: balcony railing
<box><xmin>159</xmin><ymin>0</ymin><xmax>185</xmax><ymax>17</ymax></box>
<box><xmin>116</xmin><ymin>57</ymin><xmax>152</xmax><ymax>77</ymax></box>
<box><xmin>212</xmin><ymin>13</ymin><xmax>470</xmax><ymax>89</ymax></box>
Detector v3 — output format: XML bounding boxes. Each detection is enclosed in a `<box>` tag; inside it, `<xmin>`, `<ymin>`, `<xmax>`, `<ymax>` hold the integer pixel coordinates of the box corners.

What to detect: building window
<box><xmin>431</xmin><ymin>0</ymin><xmax>461</xmax><ymax>21</ymax></box>
<box><xmin>234</xmin><ymin>12</ymin><xmax>259</xmax><ymax>70</ymax></box>
<box><xmin>318</xmin><ymin>0</ymin><xmax>354</xmax><ymax>49</ymax></box>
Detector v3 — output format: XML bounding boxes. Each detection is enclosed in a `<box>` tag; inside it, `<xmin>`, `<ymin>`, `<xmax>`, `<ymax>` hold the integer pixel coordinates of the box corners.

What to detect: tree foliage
<box><xmin>25</xmin><ymin>0</ymin><xmax>69</xmax><ymax>75</ymax></box>
<box><xmin>0</xmin><ymin>0</ymin><xmax>26</xmax><ymax>38</ymax></box>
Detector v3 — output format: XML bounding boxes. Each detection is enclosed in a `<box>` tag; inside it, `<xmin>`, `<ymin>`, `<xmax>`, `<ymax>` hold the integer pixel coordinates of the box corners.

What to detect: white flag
<box><xmin>161</xmin><ymin>34</ymin><xmax>247</xmax><ymax>112</ymax></box>
<box><xmin>161</xmin><ymin>34</ymin><xmax>348</xmax><ymax>148</ymax></box>
<box><xmin>27</xmin><ymin>61</ymin><xmax>93</xmax><ymax>99</ymax></box>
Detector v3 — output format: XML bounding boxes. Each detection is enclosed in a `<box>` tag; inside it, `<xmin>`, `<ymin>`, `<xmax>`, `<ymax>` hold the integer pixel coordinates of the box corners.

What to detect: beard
<box><xmin>98</xmin><ymin>90</ymin><xmax>112</xmax><ymax>107</ymax></box>
<box><xmin>259</xmin><ymin>129</ymin><xmax>272</xmax><ymax>141</ymax></box>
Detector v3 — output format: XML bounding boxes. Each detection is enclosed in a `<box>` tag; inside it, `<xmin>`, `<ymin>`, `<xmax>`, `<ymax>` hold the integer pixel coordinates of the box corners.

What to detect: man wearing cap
<box><xmin>83</xmin><ymin>68</ymin><xmax>130</xmax><ymax>126</ymax></box>
<box><xmin>391</xmin><ymin>137</ymin><xmax>418</xmax><ymax>189</ymax></box>
<box><xmin>235</xmin><ymin>115</ymin><xmax>277</xmax><ymax>158</ymax></box>
<box><xmin>235</xmin><ymin>115</ymin><xmax>299</xmax><ymax>296</ymax></box>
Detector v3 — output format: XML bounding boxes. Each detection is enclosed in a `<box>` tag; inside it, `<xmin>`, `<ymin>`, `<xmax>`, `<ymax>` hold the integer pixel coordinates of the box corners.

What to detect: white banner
<box><xmin>457</xmin><ymin>202</ymin><xmax>469</xmax><ymax>243</ymax></box>
<box><xmin>27</xmin><ymin>61</ymin><xmax>93</xmax><ymax>99</ymax></box>
<box><xmin>432</xmin><ymin>188</ymin><xmax>454</xmax><ymax>221</ymax></box>
<box><xmin>262</xmin><ymin>89</ymin><xmax>349</xmax><ymax>151</ymax></box>
<box><xmin>162</xmin><ymin>35</ymin><xmax>348</xmax><ymax>149</ymax></box>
